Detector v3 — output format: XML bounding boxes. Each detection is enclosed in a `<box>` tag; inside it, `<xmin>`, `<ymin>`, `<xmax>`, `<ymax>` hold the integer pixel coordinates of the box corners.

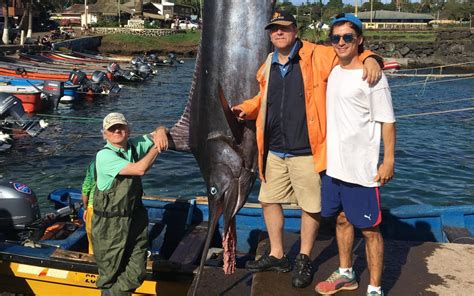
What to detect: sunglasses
<box><xmin>329</xmin><ymin>33</ymin><xmax>356</xmax><ymax>44</ymax></box>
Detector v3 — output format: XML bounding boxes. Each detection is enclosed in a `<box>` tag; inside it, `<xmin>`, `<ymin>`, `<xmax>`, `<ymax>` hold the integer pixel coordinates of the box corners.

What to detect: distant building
<box><xmin>356</xmin><ymin>10</ymin><xmax>435</xmax><ymax>30</ymax></box>
<box><xmin>53</xmin><ymin>0</ymin><xmax>196</xmax><ymax>27</ymax></box>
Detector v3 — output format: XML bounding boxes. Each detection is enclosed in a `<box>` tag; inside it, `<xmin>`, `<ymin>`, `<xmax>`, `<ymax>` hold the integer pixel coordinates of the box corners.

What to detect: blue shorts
<box><xmin>321</xmin><ymin>173</ymin><xmax>382</xmax><ymax>229</ymax></box>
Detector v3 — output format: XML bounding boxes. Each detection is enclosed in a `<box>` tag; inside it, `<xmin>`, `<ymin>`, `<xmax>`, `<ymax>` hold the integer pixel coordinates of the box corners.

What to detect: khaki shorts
<box><xmin>259</xmin><ymin>152</ymin><xmax>321</xmax><ymax>213</ymax></box>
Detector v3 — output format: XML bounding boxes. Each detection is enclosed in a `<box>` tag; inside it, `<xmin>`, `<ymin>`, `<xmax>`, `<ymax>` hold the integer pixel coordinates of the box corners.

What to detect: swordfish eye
<box><xmin>209</xmin><ymin>186</ymin><xmax>218</xmax><ymax>196</ymax></box>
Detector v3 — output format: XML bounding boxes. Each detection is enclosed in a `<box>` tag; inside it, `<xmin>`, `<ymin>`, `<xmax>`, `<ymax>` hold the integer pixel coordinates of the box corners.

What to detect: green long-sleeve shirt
<box><xmin>81</xmin><ymin>161</ymin><xmax>96</xmax><ymax>207</ymax></box>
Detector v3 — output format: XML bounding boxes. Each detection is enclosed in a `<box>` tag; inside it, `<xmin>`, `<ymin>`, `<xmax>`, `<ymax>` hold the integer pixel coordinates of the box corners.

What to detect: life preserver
<box><xmin>40</xmin><ymin>222</ymin><xmax>66</xmax><ymax>240</ymax></box>
<box><xmin>383</xmin><ymin>61</ymin><xmax>401</xmax><ymax>71</ymax></box>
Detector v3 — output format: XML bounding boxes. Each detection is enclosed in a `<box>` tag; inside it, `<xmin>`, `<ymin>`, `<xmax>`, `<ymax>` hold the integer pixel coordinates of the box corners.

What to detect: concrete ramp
<box><xmin>251</xmin><ymin>232</ymin><xmax>474</xmax><ymax>295</ymax></box>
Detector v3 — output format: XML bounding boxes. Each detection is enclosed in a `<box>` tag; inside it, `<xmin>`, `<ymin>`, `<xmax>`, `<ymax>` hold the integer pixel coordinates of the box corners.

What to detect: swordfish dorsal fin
<box><xmin>218</xmin><ymin>83</ymin><xmax>244</xmax><ymax>145</ymax></box>
<box><xmin>168</xmin><ymin>45</ymin><xmax>203</xmax><ymax>152</ymax></box>
<box><xmin>168</xmin><ymin>97</ymin><xmax>191</xmax><ymax>152</ymax></box>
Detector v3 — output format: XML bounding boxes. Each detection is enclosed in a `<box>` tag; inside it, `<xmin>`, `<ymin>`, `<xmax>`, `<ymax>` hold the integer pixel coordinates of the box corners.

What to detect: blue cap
<box><xmin>331</xmin><ymin>13</ymin><xmax>363</xmax><ymax>30</ymax></box>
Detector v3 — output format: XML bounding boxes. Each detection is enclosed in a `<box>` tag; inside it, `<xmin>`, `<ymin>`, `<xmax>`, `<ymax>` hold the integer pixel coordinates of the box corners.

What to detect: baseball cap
<box><xmin>331</xmin><ymin>13</ymin><xmax>363</xmax><ymax>31</ymax></box>
<box><xmin>103</xmin><ymin>112</ymin><xmax>128</xmax><ymax>130</ymax></box>
<box><xmin>265</xmin><ymin>10</ymin><xmax>297</xmax><ymax>30</ymax></box>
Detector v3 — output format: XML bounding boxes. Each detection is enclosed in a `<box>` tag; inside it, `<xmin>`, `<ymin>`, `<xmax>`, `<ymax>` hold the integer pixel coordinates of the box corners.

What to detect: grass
<box><xmin>100</xmin><ymin>31</ymin><xmax>201</xmax><ymax>54</ymax></box>
<box><xmin>99</xmin><ymin>29</ymin><xmax>437</xmax><ymax>54</ymax></box>
<box><xmin>363</xmin><ymin>30</ymin><xmax>436</xmax><ymax>42</ymax></box>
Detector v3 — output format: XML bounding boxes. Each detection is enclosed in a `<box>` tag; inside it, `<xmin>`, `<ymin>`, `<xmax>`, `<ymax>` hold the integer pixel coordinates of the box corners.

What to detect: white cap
<box><xmin>103</xmin><ymin>112</ymin><xmax>128</xmax><ymax>130</ymax></box>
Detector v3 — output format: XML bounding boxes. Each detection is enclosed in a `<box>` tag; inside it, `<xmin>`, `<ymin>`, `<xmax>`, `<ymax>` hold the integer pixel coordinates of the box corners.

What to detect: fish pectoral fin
<box><xmin>218</xmin><ymin>83</ymin><xmax>244</xmax><ymax>144</ymax></box>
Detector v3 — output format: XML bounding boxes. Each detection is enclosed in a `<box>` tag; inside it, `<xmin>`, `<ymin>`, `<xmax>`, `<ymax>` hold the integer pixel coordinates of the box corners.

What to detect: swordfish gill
<box><xmin>168</xmin><ymin>0</ymin><xmax>275</xmax><ymax>290</ymax></box>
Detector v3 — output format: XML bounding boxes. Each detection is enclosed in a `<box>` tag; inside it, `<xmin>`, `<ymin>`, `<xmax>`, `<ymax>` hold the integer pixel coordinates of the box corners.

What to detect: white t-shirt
<box><xmin>326</xmin><ymin>65</ymin><xmax>395</xmax><ymax>187</ymax></box>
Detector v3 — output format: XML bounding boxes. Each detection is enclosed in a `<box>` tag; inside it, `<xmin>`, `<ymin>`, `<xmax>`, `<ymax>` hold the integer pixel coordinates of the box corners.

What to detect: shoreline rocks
<box><xmin>366</xmin><ymin>29</ymin><xmax>473</xmax><ymax>67</ymax></box>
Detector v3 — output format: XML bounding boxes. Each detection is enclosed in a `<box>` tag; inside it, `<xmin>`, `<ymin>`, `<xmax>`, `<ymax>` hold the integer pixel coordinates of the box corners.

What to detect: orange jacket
<box><xmin>236</xmin><ymin>40</ymin><xmax>376</xmax><ymax>181</ymax></box>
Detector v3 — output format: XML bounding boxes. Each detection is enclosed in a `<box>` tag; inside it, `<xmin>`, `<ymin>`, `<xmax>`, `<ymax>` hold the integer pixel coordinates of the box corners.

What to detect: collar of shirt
<box><xmin>272</xmin><ymin>39</ymin><xmax>300</xmax><ymax>77</ymax></box>
<box><xmin>105</xmin><ymin>141</ymin><xmax>128</xmax><ymax>156</ymax></box>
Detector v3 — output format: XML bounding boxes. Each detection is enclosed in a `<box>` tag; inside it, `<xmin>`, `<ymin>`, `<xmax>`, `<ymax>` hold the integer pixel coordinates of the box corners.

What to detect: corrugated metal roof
<box><xmin>357</xmin><ymin>10</ymin><xmax>434</xmax><ymax>21</ymax></box>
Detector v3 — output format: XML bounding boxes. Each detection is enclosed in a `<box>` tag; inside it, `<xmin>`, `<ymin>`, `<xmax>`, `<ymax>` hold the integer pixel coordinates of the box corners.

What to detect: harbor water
<box><xmin>0</xmin><ymin>60</ymin><xmax>472</xmax><ymax>212</ymax></box>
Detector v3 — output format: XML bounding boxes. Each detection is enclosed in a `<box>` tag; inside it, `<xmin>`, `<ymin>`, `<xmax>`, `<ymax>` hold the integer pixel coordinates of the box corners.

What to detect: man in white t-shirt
<box><xmin>314</xmin><ymin>14</ymin><xmax>396</xmax><ymax>296</ymax></box>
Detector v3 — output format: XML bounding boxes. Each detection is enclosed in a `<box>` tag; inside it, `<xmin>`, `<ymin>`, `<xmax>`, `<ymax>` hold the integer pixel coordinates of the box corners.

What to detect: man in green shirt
<box><xmin>92</xmin><ymin>112</ymin><xmax>168</xmax><ymax>296</ymax></box>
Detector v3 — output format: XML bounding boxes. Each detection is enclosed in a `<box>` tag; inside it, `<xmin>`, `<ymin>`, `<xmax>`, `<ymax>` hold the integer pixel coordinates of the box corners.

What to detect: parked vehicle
<box><xmin>171</xmin><ymin>20</ymin><xmax>199</xmax><ymax>30</ymax></box>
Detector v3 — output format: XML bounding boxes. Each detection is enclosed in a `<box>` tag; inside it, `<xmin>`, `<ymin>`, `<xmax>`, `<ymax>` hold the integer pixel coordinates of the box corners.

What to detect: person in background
<box><xmin>92</xmin><ymin>112</ymin><xmax>168</xmax><ymax>296</ymax></box>
<box><xmin>81</xmin><ymin>160</ymin><xmax>96</xmax><ymax>254</ymax></box>
<box><xmin>314</xmin><ymin>14</ymin><xmax>396</xmax><ymax>296</ymax></box>
<box><xmin>232</xmin><ymin>9</ymin><xmax>383</xmax><ymax>289</ymax></box>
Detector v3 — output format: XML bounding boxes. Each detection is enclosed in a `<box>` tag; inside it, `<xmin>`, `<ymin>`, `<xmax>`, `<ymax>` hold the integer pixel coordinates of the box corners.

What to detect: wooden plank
<box><xmin>169</xmin><ymin>222</ymin><xmax>208</xmax><ymax>266</ymax></box>
<box><xmin>188</xmin><ymin>266</ymin><xmax>252</xmax><ymax>296</ymax></box>
<box><xmin>50</xmin><ymin>249</ymin><xmax>96</xmax><ymax>263</ymax></box>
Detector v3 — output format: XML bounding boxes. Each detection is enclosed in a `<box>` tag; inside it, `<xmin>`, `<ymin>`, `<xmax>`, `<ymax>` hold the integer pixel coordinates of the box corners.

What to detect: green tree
<box><xmin>326</xmin><ymin>0</ymin><xmax>343</xmax><ymax>10</ymax></box>
<box><xmin>360</xmin><ymin>0</ymin><xmax>385</xmax><ymax>12</ymax></box>
<box><xmin>441</xmin><ymin>0</ymin><xmax>473</xmax><ymax>20</ymax></box>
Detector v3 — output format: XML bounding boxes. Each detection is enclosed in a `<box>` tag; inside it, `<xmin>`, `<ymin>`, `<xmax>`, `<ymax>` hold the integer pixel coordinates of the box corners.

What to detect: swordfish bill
<box><xmin>169</xmin><ymin>0</ymin><xmax>275</xmax><ymax>293</ymax></box>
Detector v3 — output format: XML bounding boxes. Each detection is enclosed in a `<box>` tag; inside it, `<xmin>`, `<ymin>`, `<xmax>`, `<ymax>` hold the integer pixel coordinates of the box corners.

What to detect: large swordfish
<box><xmin>168</xmin><ymin>0</ymin><xmax>275</xmax><ymax>291</ymax></box>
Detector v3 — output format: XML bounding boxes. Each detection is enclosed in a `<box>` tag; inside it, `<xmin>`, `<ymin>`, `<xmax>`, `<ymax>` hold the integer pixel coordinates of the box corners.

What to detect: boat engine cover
<box><xmin>91</xmin><ymin>71</ymin><xmax>106</xmax><ymax>83</ymax></box>
<box><xmin>68</xmin><ymin>70</ymin><xmax>87</xmax><ymax>85</ymax></box>
<box><xmin>0</xmin><ymin>181</ymin><xmax>40</xmax><ymax>229</ymax></box>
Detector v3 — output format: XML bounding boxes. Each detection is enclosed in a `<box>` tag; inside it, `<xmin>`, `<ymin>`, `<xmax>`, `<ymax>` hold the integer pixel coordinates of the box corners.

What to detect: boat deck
<box><xmin>191</xmin><ymin>232</ymin><xmax>474</xmax><ymax>295</ymax></box>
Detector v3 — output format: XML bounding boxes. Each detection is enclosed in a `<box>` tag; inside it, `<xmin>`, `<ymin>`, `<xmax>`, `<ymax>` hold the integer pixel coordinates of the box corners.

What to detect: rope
<box><xmin>398</xmin><ymin>107</ymin><xmax>474</xmax><ymax>118</ymax></box>
<box><xmin>390</xmin><ymin>76</ymin><xmax>474</xmax><ymax>88</ymax></box>
<box><xmin>388</xmin><ymin>73</ymin><xmax>474</xmax><ymax>78</ymax></box>
<box><xmin>36</xmin><ymin>114</ymin><xmax>102</xmax><ymax>121</ymax></box>
<box><xmin>397</xmin><ymin>97</ymin><xmax>474</xmax><ymax>109</ymax></box>
<box><xmin>395</xmin><ymin>61</ymin><xmax>474</xmax><ymax>73</ymax></box>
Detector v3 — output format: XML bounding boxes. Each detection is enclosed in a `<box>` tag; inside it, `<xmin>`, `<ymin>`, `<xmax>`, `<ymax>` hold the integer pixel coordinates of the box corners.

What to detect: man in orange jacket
<box><xmin>232</xmin><ymin>9</ymin><xmax>382</xmax><ymax>288</ymax></box>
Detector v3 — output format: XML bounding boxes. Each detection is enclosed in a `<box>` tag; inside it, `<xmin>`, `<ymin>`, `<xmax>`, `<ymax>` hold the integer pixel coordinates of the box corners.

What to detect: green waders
<box><xmin>92</xmin><ymin>173</ymin><xmax>148</xmax><ymax>296</ymax></box>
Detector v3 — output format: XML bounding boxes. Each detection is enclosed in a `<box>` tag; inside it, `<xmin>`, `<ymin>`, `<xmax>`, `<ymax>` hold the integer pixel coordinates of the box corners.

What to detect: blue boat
<box><xmin>0</xmin><ymin>182</ymin><xmax>472</xmax><ymax>295</ymax></box>
<box><xmin>0</xmin><ymin>75</ymin><xmax>80</xmax><ymax>103</ymax></box>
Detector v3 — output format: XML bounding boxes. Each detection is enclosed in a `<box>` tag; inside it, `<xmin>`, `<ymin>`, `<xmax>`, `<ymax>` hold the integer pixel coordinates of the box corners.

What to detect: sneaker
<box><xmin>245</xmin><ymin>253</ymin><xmax>291</xmax><ymax>273</ymax></box>
<box><xmin>367</xmin><ymin>291</ymin><xmax>384</xmax><ymax>296</ymax></box>
<box><xmin>292</xmin><ymin>254</ymin><xmax>313</xmax><ymax>288</ymax></box>
<box><xmin>315</xmin><ymin>269</ymin><xmax>358</xmax><ymax>295</ymax></box>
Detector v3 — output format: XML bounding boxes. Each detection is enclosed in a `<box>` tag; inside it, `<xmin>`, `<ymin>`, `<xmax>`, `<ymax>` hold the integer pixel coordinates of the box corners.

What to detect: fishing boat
<box><xmin>1</xmin><ymin>181</ymin><xmax>473</xmax><ymax>295</ymax></box>
<box><xmin>0</xmin><ymin>83</ymin><xmax>43</xmax><ymax>113</ymax></box>
<box><xmin>0</xmin><ymin>66</ymin><xmax>71</xmax><ymax>81</ymax></box>
<box><xmin>0</xmin><ymin>76</ymin><xmax>81</xmax><ymax>104</ymax></box>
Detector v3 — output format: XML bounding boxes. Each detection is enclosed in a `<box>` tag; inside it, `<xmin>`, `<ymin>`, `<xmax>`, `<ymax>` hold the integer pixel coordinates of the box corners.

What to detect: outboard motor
<box><xmin>42</xmin><ymin>81</ymin><xmax>64</xmax><ymax>109</ymax></box>
<box><xmin>68</xmin><ymin>69</ymin><xmax>88</xmax><ymax>86</ymax></box>
<box><xmin>0</xmin><ymin>181</ymin><xmax>41</xmax><ymax>231</ymax></box>
<box><xmin>167</xmin><ymin>53</ymin><xmax>184</xmax><ymax>65</ymax></box>
<box><xmin>68</xmin><ymin>69</ymin><xmax>93</xmax><ymax>94</ymax></box>
<box><xmin>107</xmin><ymin>62</ymin><xmax>120</xmax><ymax>74</ymax></box>
<box><xmin>137</xmin><ymin>63</ymin><xmax>152</xmax><ymax>79</ymax></box>
<box><xmin>91</xmin><ymin>70</ymin><xmax>121</xmax><ymax>94</ymax></box>
<box><xmin>147</xmin><ymin>54</ymin><xmax>157</xmax><ymax>63</ymax></box>
<box><xmin>107</xmin><ymin>62</ymin><xmax>134</xmax><ymax>82</ymax></box>
<box><xmin>131</xmin><ymin>56</ymin><xmax>144</xmax><ymax>68</ymax></box>
<box><xmin>0</xmin><ymin>93</ymin><xmax>46</xmax><ymax>138</ymax></box>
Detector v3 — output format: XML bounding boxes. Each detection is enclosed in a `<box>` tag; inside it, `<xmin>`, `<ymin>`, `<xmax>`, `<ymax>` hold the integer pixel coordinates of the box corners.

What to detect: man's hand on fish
<box><xmin>231</xmin><ymin>106</ymin><xmax>246</xmax><ymax>122</ymax></box>
<box><xmin>362</xmin><ymin>57</ymin><xmax>383</xmax><ymax>86</ymax></box>
<box><xmin>153</xmin><ymin>126</ymin><xmax>168</xmax><ymax>152</ymax></box>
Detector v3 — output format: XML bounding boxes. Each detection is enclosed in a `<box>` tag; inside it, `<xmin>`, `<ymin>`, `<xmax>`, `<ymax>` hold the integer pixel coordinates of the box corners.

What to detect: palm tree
<box><xmin>27</xmin><ymin>0</ymin><xmax>32</xmax><ymax>38</ymax></box>
<box><xmin>17</xmin><ymin>0</ymin><xmax>32</xmax><ymax>43</ymax></box>
<box><xmin>134</xmin><ymin>0</ymin><xmax>143</xmax><ymax>19</ymax></box>
<box><xmin>2</xmin><ymin>0</ymin><xmax>10</xmax><ymax>44</ymax></box>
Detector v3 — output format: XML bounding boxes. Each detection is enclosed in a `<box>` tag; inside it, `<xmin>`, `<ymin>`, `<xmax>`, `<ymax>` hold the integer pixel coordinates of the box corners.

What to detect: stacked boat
<box><xmin>0</xmin><ymin>49</ymin><xmax>184</xmax><ymax>152</ymax></box>
<box><xmin>0</xmin><ymin>49</ymin><xmax>188</xmax><ymax>114</ymax></box>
